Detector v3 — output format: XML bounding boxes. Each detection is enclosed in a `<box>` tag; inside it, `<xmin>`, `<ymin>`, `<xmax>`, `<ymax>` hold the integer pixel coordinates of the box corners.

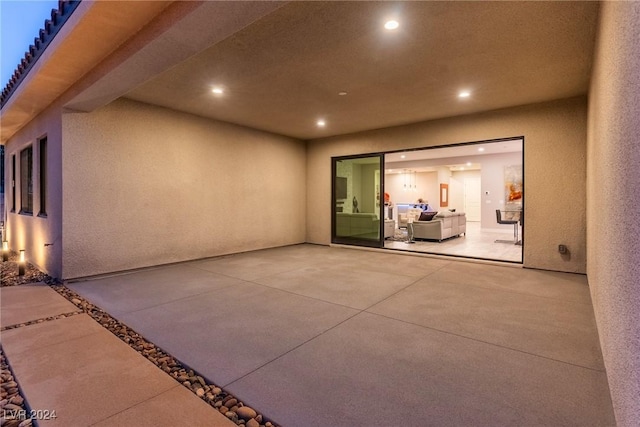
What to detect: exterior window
<box><xmin>11</xmin><ymin>154</ymin><xmax>16</xmax><ymax>212</ymax></box>
<box><xmin>39</xmin><ymin>137</ymin><xmax>47</xmax><ymax>216</ymax></box>
<box><xmin>20</xmin><ymin>146</ymin><xmax>33</xmax><ymax>214</ymax></box>
<box><xmin>0</xmin><ymin>145</ymin><xmax>4</xmax><ymax>194</ymax></box>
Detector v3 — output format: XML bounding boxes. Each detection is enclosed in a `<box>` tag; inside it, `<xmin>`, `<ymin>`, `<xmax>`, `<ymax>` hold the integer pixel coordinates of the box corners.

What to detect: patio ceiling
<box><xmin>124</xmin><ymin>1</ymin><xmax>599</xmax><ymax>140</ymax></box>
<box><xmin>2</xmin><ymin>1</ymin><xmax>599</xmax><ymax>143</ymax></box>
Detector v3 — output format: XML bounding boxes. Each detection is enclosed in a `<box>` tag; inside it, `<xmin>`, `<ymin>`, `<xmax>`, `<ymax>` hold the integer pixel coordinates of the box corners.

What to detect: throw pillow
<box><xmin>419</xmin><ymin>211</ymin><xmax>438</xmax><ymax>221</ymax></box>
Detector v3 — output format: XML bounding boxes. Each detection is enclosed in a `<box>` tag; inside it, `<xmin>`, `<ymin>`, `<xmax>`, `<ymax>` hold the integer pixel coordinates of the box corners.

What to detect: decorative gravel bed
<box><xmin>0</xmin><ymin>350</ymin><xmax>34</xmax><ymax>427</ymax></box>
<box><xmin>0</xmin><ymin>252</ymin><xmax>57</xmax><ymax>287</ymax></box>
<box><xmin>1</xmin><ymin>256</ymin><xmax>279</xmax><ymax>427</ymax></box>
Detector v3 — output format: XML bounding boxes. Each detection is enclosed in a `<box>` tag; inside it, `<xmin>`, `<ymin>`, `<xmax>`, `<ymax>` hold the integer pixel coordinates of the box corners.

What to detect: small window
<box><xmin>20</xmin><ymin>146</ymin><xmax>33</xmax><ymax>215</ymax></box>
<box><xmin>11</xmin><ymin>154</ymin><xmax>16</xmax><ymax>212</ymax></box>
<box><xmin>39</xmin><ymin>137</ymin><xmax>47</xmax><ymax>217</ymax></box>
<box><xmin>0</xmin><ymin>145</ymin><xmax>4</xmax><ymax>194</ymax></box>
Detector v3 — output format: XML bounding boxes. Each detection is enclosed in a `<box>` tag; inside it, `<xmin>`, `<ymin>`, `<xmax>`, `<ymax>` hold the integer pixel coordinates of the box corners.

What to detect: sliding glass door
<box><xmin>332</xmin><ymin>154</ymin><xmax>384</xmax><ymax>247</ymax></box>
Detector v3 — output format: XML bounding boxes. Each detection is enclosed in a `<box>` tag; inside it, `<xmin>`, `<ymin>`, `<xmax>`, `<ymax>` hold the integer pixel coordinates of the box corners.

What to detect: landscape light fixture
<box><xmin>18</xmin><ymin>249</ymin><xmax>26</xmax><ymax>276</ymax></box>
<box><xmin>2</xmin><ymin>241</ymin><xmax>8</xmax><ymax>262</ymax></box>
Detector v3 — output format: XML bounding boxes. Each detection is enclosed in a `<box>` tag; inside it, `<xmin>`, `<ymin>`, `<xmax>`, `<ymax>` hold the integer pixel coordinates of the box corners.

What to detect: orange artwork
<box><xmin>504</xmin><ymin>165</ymin><xmax>523</xmax><ymax>207</ymax></box>
<box><xmin>508</xmin><ymin>184</ymin><xmax>522</xmax><ymax>201</ymax></box>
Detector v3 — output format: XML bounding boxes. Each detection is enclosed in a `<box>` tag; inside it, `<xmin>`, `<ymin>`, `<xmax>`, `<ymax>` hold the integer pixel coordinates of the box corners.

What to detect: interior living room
<box><xmin>1</xmin><ymin>1</ymin><xmax>639</xmax><ymax>425</ymax></box>
<box><xmin>383</xmin><ymin>138</ymin><xmax>523</xmax><ymax>263</ymax></box>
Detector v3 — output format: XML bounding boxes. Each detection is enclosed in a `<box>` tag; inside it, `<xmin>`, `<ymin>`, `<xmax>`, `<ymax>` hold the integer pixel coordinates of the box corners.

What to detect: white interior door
<box><xmin>464</xmin><ymin>177</ymin><xmax>481</xmax><ymax>221</ymax></box>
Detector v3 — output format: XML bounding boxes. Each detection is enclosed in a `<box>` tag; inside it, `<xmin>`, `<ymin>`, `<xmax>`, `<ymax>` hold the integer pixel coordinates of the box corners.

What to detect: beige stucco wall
<box><xmin>587</xmin><ymin>2</ymin><xmax>640</xmax><ymax>425</ymax></box>
<box><xmin>61</xmin><ymin>98</ymin><xmax>306</xmax><ymax>279</ymax></box>
<box><xmin>2</xmin><ymin>104</ymin><xmax>64</xmax><ymax>277</ymax></box>
<box><xmin>307</xmin><ymin>97</ymin><xmax>588</xmax><ymax>273</ymax></box>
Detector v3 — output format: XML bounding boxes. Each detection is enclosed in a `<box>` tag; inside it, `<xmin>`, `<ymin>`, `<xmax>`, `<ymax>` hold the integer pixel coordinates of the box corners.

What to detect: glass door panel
<box><xmin>332</xmin><ymin>154</ymin><xmax>383</xmax><ymax>247</ymax></box>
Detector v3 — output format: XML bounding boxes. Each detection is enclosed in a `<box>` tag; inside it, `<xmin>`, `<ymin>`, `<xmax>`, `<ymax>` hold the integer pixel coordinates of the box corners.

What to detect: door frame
<box><xmin>331</xmin><ymin>153</ymin><xmax>385</xmax><ymax>248</ymax></box>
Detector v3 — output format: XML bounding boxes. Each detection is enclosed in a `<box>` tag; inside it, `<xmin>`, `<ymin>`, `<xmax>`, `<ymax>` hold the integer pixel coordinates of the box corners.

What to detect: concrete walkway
<box><xmin>61</xmin><ymin>244</ymin><xmax>614</xmax><ymax>426</ymax></box>
<box><xmin>0</xmin><ymin>283</ymin><xmax>234</xmax><ymax>426</ymax></box>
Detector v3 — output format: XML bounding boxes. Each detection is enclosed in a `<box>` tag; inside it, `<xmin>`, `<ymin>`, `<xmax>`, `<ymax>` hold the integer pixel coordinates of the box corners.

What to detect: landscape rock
<box><xmin>237</xmin><ymin>406</ymin><xmax>258</xmax><ymax>421</ymax></box>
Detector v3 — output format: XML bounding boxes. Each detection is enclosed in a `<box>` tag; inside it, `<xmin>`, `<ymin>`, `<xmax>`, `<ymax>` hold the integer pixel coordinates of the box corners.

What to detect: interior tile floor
<box><xmin>385</xmin><ymin>221</ymin><xmax>523</xmax><ymax>262</ymax></box>
<box><xmin>67</xmin><ymin>244</ymin><xmax>614</xmax><ymax>427</ymax></box>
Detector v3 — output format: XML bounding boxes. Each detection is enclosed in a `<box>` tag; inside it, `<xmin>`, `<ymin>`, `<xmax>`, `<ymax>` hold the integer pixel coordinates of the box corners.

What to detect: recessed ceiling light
<box><xmin>458</xmin><ymin>90</ymin><xmax>470</xmax><ymax>98</ymax></box>
<box><xmin>317</xmin><ymin>119</ymin><xmax>326</xmax><ymax>127</ymax></box>
<box><xmin>467</xmin><ymin>162</ymin><xmax>472</xmax><ymax>166</ymax></box>
<box><xmin>461</xmin><ymin>167</ymin><xmax>465</xmax><ymax>171</ymax></box>
<box><xmin>212</xmin><ymin>87</ymin><xmax>224</xmax><ymax>95</ymax></box>
<box><xmin>384</xmin><ymin>20</ymin><xmax>399</xmax><ymax>30</ymax></box>
<box><xmin>338</xmin><ymin>91</ymin><xmax>348</xmax><ymax>96</ymax></box>
<box><xmin>400</xmin><ymin>154</ymin><xmax>406</xmax><ymax>159</ymax></box>
<box><xmin>478</xmin><ymin>147</ymin><xmax>485</xmax><ymax>152</ymax></box>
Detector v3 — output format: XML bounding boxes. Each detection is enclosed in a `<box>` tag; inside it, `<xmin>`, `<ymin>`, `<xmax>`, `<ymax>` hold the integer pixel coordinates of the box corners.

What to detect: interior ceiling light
<box><xmin>384</xmin><ymin>20</ymin><xmax>399</xmax><ymax>30</ymax></box>
<box><xmin>212</xmin><ymin>87</ymin><xmax>224</xmax><ymax>95</ymax></box>
<box><xmin>317</xmin><ymin>119</ymin><xmax>326</xmax><ymax>127</ymax></box>
<box><xmin>338</xmin><ymin>91</ymin><xmax>348</xmax><ymax>96</ymax></box>
<box><xmin>467</xmin><ymin>162</ymin><xmax>472</xmax><ymax>166</ymax></box>
<box><xmin>458</xmin><ymin>90</ymin><xmax>470</xmax><ymax>98</ymax></box>
<box><xmin>478</xmin><ymin>147</ymin><xmax>485</xmax><ymax>152</ymax></box>
<box><xmin>400</xmin><ymin>154</ymin><xmax>406</xmax><ymax>159</ymax></box>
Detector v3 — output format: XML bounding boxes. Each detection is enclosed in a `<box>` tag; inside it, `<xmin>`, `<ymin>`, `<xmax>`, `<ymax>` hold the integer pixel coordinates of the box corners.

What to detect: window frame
<box><xmin>38</xmin><ymin>137</ymin><xmax>48</xmax><ymax>217</ymax></box>
<box><xmin>19</xmin><ymin>145</ymin><xmax>34</xmax><ymax>215</ymax></box>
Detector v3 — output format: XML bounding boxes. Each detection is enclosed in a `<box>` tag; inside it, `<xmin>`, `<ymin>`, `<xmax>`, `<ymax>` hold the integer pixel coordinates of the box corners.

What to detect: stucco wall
<box><xmin>587</xmin><ymin>2</ymin><xmax>640</xmax><ymax>425</ymax></box>
<box><xmin>2</xmin><ymin>104</ymin><xmax>63</xmax><ymax>277</ymax></box>
<box><xmin>61</xmin><ymin>98</ymin><xmax>306</xmax><ymax>279</ymax></box>
<box><xmin>307</xmin><ymin>97</ymin><xmax>588</xmax><ymax>273</ymax></box>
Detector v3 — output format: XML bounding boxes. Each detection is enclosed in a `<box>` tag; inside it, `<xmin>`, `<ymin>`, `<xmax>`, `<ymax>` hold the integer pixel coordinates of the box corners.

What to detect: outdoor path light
<box><xmin>18</xmin><ymin>249</ymin><xmax>26</xmax><ymax>276</ymax></box>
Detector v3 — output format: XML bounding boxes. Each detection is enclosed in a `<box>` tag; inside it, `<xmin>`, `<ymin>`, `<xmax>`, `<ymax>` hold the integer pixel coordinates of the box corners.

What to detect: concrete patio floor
<box><xmin>61</xmin><ymin>244</ymin><xmax>615</xmax><ymax>426</ymax></box>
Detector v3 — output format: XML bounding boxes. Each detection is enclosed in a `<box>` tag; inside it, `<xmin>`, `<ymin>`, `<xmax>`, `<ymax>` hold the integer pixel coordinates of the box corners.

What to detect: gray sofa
<box><xmin>412</xmin><ymin>211</ymin><xmax>466</xmax><ymax>242</ymax></box>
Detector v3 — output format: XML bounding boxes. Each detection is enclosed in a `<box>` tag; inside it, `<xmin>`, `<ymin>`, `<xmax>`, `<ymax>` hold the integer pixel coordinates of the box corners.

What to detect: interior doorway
<box><xmin>464</xmin><ymin>177</ymin><xmax>481</xmax><ymax>221</ymax></box>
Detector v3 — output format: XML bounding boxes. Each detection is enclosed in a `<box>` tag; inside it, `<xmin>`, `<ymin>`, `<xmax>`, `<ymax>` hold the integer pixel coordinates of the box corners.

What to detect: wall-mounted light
<box><xmin>2</xmin><ymin>241</ymin><xmax>8</xmax><ymax>262</ymax></box>
<box><xmin>18</xmin><ymin>249</ymin><xmax>26</xmax><ymax>276</ymax></box>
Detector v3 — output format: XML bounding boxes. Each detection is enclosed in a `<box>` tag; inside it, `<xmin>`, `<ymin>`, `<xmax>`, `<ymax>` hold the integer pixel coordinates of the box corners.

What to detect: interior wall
<box><xmin>61</xmin><ymin>98</ymin><xmax>306</xmax><ymax>279</ymax></box>
<box><xmin>587</xmin><ymin>2</ymin><xmax>640</xmax><ymax>425</ymax></box>
<box><xmin>307</xmin><ymin>96</ymin><xmax>587</xmax><ymax>273</ymax></box>
<box><xmin>384</xmin><ymin>171</ymin><xmax>438</xmax><ymax>209</ymax></box>
<box><xmin>2</xmin><ymin>104</ymin><xmax>63</xmax><ymax>278</ymax></box>
<box><xmin>360</xmin><ymin>163</ymin><xmax>378</xmax><ymax>214</ymax></box>
<box><xmin>478</xmin><ymin>152</ymin><xmax>522</xmax><ymax>230</ymax></box>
